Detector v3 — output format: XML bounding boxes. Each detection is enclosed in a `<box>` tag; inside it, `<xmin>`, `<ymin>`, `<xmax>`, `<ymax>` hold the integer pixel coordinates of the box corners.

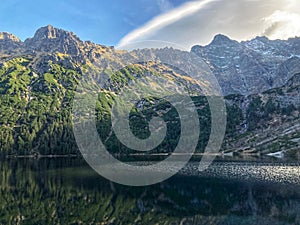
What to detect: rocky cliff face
<box><xmin>221</xmin><ymin>71</ymin><xmax>300</xmax><ymax>155</ymax></box>
<box><xmin>192</xmin><ymin>35</ymin><xmax>300</xmax><ymax>95</ymax></box>
<box><xmin>24</xmin><ymin>25</ymin><xmax>85</xmax><ymax>56</ymax></box>
<box><xmin>0</xmin><ymin>32</ymin><xmax>23</xmax><ymax>53</ymax></box>
<box><xmin>0</xmin><ymin>32</ymin><xmax>21</xmax><ymax>42</ymax></box>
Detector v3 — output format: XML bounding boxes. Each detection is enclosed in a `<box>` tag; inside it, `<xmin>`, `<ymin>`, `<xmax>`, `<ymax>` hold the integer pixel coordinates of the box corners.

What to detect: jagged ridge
<box><xmin>0</xmin><ymin>25</ymin><xmax>300</xmax><ymax>156</ymax></box>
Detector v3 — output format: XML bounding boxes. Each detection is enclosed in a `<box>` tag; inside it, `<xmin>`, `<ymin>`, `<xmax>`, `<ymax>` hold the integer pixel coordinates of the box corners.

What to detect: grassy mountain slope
<box><xmin>1</xmin><ymin>26</ymin><xmax>300</xmax><ymax>157</ymax></box>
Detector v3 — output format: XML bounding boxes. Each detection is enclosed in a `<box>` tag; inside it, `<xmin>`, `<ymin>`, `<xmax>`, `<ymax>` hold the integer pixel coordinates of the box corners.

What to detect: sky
<box><xmin>118</xmin><ymin>0</ymin><xmax>300</xmax><ymax>49</ymax></box>
<box><xmin>0</xmin><ymin>0</ymin><xmax>189</xmax><ymax>46</ymax></box>
<box><xmin>0</xmin><ymin>0</ymin><xmax>300</xmax><ymax>49</ymax></box>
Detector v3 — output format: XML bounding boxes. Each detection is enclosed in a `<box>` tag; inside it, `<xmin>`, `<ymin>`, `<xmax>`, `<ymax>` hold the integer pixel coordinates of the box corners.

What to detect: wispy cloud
<box><xmin>118</xmin><ymin>0</ymin><xmax>300</xmax><ymax>49</ymax></box>
<box><xmin>118</xmin><ymin>0</ymin><xmax>216</xmax><ymax>49</ymax></box>
<box><xmin>157</xmin><ymin>0</ymin><xmax>173</xmax><ymax>12</ymax></box>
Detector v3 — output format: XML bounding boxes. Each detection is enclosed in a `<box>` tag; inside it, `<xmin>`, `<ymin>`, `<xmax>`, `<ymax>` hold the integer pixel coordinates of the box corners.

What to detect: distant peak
<box><xmin>191</xmin><ymin>34</ymin><xmax>238</xmax><ymax>51</ymax></box>
<box><xmin>46</xmin><ymin>24</ymin><xmax>54</xmax><ymax>29</ymax></box>
<box><xmin>0</xmin><ymin>32</ymin><xmax>21</xmax><ymax>42</ymax></box>
<box><xmin>253</xmin><ymin>36</ymin><xmax>269</xmax><ymax>42</ymax></box>
<box><xmin>24</xmin><ymin>25</ymin><xmax>84</xmax><ymax>55</ymax></box>
<box><xmin>32</xmin><ymin>25</ymin><xmax>81</xmax><ymax>42</ymax></box>
<box><xmin>34</xmin><ymin>25</ymin><xmax>65</xmax><ymax>39</ymax></box>
<box><xmin>211</xmin><ymin>34</ymin><xmax>235</xmax><ymax>45</ymax></box>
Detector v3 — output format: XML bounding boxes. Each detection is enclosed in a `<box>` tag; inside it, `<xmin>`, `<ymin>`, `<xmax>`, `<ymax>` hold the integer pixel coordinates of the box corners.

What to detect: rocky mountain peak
<box><xmin>32</xmin><ymin>25</ymin><xmax>81</xmax><ymax>41</ymax></box>
<box><xmin>191</xmin><ymin>34</ymin><xmax>300</xmax><ymax>96</ymax></box>
<box><xmin>191</xmin><ymin>34</ymin><xmax>239</xmax><ymax>52</ymax></box>
<box><xmin>24</xmin><ymin>25</ymin><xmax>84</xmax><ymax>55</ymax></box>
<box><xmin>0</xmin><ymin>32</ymin><xmax>23</xmax><ymax>53</ymax></box>
<box><xmin>253</xmin><ymin>36</ymin><xmax>269</xmax><ymax>43</ymax></box>
<box><xmin>34</xmin><ymin>25</ymin><xmax>60</xmax><ymax>39</ymax></box>
<box><xmin>210</xmin><ymin>34</ymin><xmax>238</xmax><ymax>46</ymax></box>
<box><xmin>0</xmin><ymin>32</ymin><xmax>21</xmax><ymax>42</ymax></box>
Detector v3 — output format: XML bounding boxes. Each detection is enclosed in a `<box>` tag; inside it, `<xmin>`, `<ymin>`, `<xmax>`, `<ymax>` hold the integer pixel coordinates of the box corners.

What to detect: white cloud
<box><xmin>263</xmin><ymin>10</ymin><xmax>300</xmax><ymax>40</ymax></box>
<box><xmin>118</xmin><ymin>0</ymin><xmax>216</xmax><ymax>49</ymax></box>
<box><xmin>118</xmin><ymin>0</ymin><xmax>300</xmax><ymax>50</ymax></box>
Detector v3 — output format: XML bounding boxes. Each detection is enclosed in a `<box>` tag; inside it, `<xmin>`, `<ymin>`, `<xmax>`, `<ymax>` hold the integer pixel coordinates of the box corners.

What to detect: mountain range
<box><xmin>2</xmin><ymin>25</ymin><xmax>300</xmax><ymax>95</ymax></box>
<box><xmin>1</xmin><ymin>25</ymin><xmax>300</xmax><ymax>157</ymax></box>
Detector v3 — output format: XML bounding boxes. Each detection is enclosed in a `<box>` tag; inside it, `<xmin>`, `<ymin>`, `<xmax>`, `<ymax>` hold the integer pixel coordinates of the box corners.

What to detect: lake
<box><xmin>1</xmin><ymin>156</ymin><xmax>300</xmax><ymax>224</ymax></box>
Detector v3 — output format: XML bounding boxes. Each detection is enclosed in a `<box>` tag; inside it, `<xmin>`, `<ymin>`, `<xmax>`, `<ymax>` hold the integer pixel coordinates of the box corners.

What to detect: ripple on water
<box><xmin>178</xmin><ymin>162</ymin><xmax>300</xmax><ymax>185</ymax></box>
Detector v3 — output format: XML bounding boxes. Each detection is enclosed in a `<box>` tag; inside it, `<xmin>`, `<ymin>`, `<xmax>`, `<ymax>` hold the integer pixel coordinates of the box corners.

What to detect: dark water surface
<box><xmin>1</xmin><ymin>157</ymin><xmax>300</xmax><ymax>225</ymax></box>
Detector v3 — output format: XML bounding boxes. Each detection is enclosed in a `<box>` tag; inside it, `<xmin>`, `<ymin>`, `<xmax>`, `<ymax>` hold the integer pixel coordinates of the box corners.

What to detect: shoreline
<box><xmin>6</xmin><ymin>154</ymin><xmax>79</xmax><ymax>159</ymax></box>
<box><xmin>3</xmin><ymin>152</ymin><xmax>281</xmax><ymax>160</ymax></box>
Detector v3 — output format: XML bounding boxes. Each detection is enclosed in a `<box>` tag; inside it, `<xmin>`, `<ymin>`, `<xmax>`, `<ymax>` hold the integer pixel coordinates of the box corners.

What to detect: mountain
<box><xmin>223</xmin><ymin>72</ymin><xmax>300</xmax><ymax>156</ymax></box>
<box><xmin>24</xmin><ymin>25</ymin><xmax>85</xmax><ymax>56</ymax></box>
<box><xmin>192</xmin><ymin>35</ymin><xmax>300</xmax><ymax>95</ymax></box>
<box><xmin>2</xmin><ymin>25</ymin><xmax>300</xmax><ymax>96</ymax></box>
<box><xmin>0</xmin><ymin>32</ymin><xmax>22</xmax><ymax>53</ymax></box>
<box><xmin>0</xmin><ymin>25</ymin><xmax>300</xmax><ymax>157</ymax></box>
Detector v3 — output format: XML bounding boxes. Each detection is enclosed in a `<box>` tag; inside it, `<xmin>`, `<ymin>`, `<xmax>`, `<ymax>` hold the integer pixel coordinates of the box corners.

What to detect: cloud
<box><xmin>263</xmin><ymin>10</ymin><xmax>300</xmax><ymax>39</ymax></box>
<box><xmin>118</xmin><ymin>0</ymin><xmax>300</xmax><ymax>50</ymax></box>
<box><xmin>157</xmin><ymin>0</ymin><xmax>173</xmax><ymax>12</ymax></box>
<box><xmin>118</xmin><ymin>0</ymin><xmax>216</xmax><ymax>49</ymax></box>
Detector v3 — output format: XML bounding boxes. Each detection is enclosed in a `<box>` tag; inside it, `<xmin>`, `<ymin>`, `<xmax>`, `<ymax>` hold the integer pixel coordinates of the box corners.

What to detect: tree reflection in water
<box><xmin>1</xmin><ymin>158</ymin><xmax>300</xmax><ymax>225</ymax></box>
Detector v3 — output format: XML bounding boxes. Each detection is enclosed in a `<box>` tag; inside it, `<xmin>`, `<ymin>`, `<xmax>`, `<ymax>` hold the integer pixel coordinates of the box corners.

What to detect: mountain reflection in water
<box><xmin>1</xmin><ymin>158</ymin><xmax>300</xmax><ymax>225</ymax></box>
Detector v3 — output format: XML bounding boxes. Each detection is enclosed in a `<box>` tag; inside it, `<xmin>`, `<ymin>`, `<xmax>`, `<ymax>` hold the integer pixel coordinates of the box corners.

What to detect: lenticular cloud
<box><xmin>118</xmin><ymin>0</ymin><xmax>300</xmax><ymax>49</ymax></box>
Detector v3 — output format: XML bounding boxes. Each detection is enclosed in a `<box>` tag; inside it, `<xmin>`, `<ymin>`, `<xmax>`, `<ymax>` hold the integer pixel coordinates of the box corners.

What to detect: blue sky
<box><xmin>0</xmin><ymin>0</ymin><xmax>190</xmax><ymax>45</ymax></box>
<box><xmin>1</xmin><ymin>0</ymin><xmax>299</xmax><ymax>48</ymax></box>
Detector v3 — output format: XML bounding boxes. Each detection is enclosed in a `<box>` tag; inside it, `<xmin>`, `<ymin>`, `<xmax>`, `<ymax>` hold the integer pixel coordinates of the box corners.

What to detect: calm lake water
<box><xmin>1</xmin><ymin>157</ymin><xmax>300</xmax><ymax>225</ymax></box>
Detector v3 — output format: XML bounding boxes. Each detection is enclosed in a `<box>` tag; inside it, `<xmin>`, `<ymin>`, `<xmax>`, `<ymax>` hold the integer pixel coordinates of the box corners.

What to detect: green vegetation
<box><xmin>0</xmin><ymin>56</ymin><xmax>214</xmax><ymax>155</ymax></box>
<box><xmin>0</xmin><ymin>55</ymin><xmax>299</xmax><ymax>156</ymax></box>
<box><xmin>0</xmin><ymin>57</ymin><xmax>80</xmax><ymax>155</ymax></box>
<box><xmin>0</xmin><ymin>158</ymin><xmax>298</xmax><ymax>225</ymax></box>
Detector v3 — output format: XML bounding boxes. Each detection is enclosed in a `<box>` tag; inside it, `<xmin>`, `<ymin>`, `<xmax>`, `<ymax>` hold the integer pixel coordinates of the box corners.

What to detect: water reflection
<box><xmin>1</xmin><ymin>158</ymin><xmax>300</xmax><ymax>224</ymax></box>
